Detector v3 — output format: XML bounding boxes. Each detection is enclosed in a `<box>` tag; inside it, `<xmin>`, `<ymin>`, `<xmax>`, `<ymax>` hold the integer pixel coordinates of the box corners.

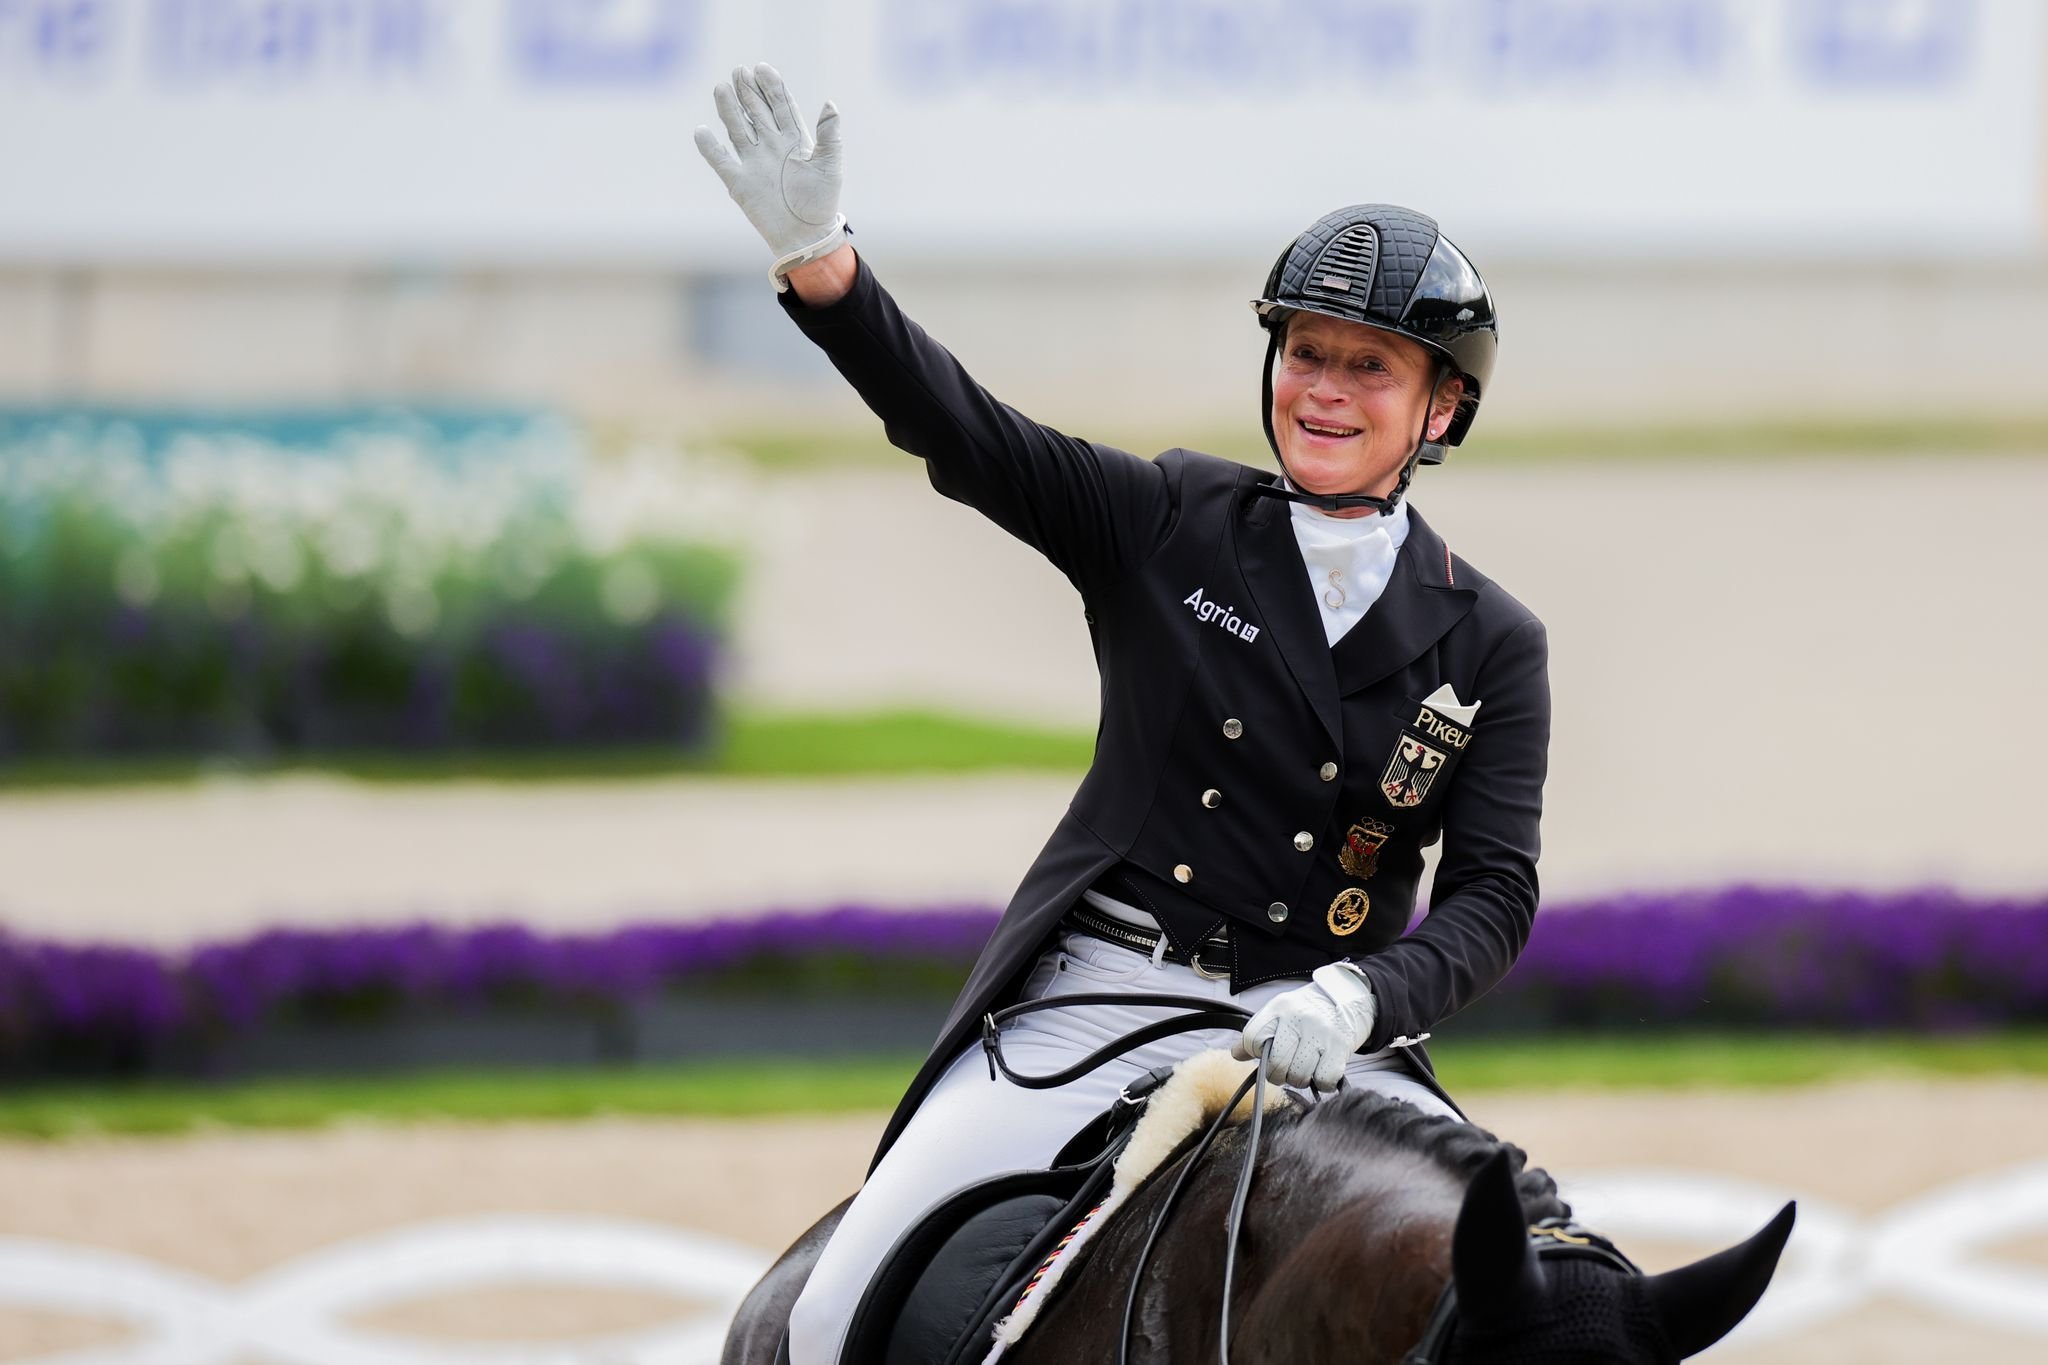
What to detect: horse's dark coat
<box><xmin>1018</xmin><ymin>1090</ymin><xmax>1567</xmax><ymax>1365</ymax></box>
<box><xmin>724</xmin><ymin>1091</ymin><xmax>1785</xmax><ymax>1365</ymax></box>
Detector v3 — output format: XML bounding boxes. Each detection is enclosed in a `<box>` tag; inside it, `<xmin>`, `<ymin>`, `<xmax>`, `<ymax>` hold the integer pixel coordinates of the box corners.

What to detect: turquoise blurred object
<box><xmin>0</xmin><ymin>405</ymin><xmax>740</xmax><ymax>759</ymax></box>
<box><xmin>0</xmin><ymin>405</ymin><xmax>565</xmax><ymax>465</ymax></box>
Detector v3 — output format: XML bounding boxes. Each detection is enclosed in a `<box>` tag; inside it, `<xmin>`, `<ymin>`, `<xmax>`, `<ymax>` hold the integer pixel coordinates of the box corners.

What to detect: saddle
<box><xmin>832</xmin><ymin>1064</ymin><xmax>1175</xmax><ymax>1365</ymax></box>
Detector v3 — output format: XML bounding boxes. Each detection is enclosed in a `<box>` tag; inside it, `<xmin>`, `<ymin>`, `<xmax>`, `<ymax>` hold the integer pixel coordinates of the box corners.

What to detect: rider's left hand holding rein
<box><xmin>1234</xmin><ymin>962</ymin><xmax>1378</xmax><ymax>1091</ymax></box>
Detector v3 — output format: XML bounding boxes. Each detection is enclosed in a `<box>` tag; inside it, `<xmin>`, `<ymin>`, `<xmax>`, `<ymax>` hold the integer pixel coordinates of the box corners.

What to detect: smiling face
<box><xmin>1270</xmin><ymin>312</ymin><xmax>1464</xmax><ymax>515</ymax></box>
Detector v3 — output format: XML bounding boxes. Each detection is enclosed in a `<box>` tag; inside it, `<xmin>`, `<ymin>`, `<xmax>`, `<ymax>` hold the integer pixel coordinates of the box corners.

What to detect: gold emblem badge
<box><xmin>1380</xmin><ymin>735</ymin><xmax>1448</xmax><ymax>809</ymax></box>
<box><xmin>1327</xmin><ymin>887</ymin><xmax>1371</xmax><ymax>936</ymax></box>
<box><xmin>1339</xmin><ymin>819</ymin><xmax>1394</xmax><ymax>880</ymax></box>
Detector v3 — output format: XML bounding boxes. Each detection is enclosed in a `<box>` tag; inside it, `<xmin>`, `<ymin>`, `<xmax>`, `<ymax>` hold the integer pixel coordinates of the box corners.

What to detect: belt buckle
<box><xmin>1187</xmin><ymin>943</ymin><xmax>1231</xmax><ymax>981</ymax></box>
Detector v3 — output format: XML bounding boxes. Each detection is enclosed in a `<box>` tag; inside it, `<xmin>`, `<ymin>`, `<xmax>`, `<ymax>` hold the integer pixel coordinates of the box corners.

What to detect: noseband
<box><xmin>1399</xmin><ymin>1221</ymin><xmax>1644</xmax><ymax>1365</ymax></box>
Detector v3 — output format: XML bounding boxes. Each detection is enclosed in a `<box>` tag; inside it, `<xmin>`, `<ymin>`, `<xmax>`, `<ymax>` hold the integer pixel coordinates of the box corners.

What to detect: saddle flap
<box><xmin>841</xmin><ymin>1086</ymin><xmax>1154</xmax><ymax>1365</ymax></box>
<box><xmin>840</xmin><ymin>1171</ymin><xmax>1071</xmax><ymax>1365</ymax></box>
<box><xmin>910</xmin><ymin>1190</ymin><xmax>1070</xmax><ymax>1365</ymax></box>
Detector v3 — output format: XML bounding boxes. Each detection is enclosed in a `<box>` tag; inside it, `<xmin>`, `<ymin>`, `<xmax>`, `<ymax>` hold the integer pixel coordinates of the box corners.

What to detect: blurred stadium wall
<box><xmin>1</xmin><ymin>0</ymin><xmax>2043</xmax><ymax>431</ymax></box>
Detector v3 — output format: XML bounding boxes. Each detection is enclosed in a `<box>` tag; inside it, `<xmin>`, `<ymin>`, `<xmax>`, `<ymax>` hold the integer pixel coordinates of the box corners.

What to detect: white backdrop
<box><xmin>0</xmin><ymin>0</ymin><xmax>2040</xmax><ymax>263</ymax></box>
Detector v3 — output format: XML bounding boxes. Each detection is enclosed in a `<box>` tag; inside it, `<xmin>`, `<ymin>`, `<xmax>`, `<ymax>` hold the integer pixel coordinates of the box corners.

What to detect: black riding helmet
<box><xmin>1252</xmin><ymin>204</ymin><xmax>1497</xmax><ymax>515</ymax></box>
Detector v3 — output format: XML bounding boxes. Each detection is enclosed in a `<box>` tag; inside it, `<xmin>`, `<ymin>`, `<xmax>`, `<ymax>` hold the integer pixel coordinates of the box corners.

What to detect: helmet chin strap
<box><xmin>1256</xmin><ymin>456</ymin><xmax>1420</xmax><ymax>517</ymax></box>
<box><xmin>1254</xmin><ymin>352</ymin><xmax>1449</xmax><ymax>516</ymax></box>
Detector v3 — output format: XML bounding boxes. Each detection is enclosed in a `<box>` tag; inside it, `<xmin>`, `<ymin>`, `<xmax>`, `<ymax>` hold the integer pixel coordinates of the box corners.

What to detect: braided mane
<box><xmin>1280</xmin><ymin>1087</ymin><xmax>1570</xmax><ymax>1222</ymax></box>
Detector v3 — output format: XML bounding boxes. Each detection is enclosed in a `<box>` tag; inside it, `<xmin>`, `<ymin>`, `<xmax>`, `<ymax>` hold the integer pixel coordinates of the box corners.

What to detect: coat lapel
<box><xmin>1331</xmin><ymin>506</ymin><xmax>1477</xmax><ymax>695</ymax></box>
<box><xmin>1235</xmin><ymin>482</ymin><xmax>1342</xmax><ymax>748</ymax></box>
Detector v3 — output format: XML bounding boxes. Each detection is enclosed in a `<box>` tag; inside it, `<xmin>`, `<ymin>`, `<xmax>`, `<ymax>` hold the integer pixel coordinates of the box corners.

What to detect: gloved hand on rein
<box><xmin>1233</xmin><ymin>962</ymin><xmax>1378</xmax><ymax>1091</ymax></box>
<box><xmin>694</xmin><ymin>62</ymin><xmax>847</xmax><ymax>291</ymax></box>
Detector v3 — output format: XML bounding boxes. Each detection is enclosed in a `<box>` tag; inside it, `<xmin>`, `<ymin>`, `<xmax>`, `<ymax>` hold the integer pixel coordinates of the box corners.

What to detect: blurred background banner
<box><xmin>0</xmin><ymin>0</ymin><xmax>2041</xmax><ymax>263</ymax></box>
<box><xmin>8</xmin><ymin>1</ymin><xmax>2048</xmax><ymax>431</ymax></box>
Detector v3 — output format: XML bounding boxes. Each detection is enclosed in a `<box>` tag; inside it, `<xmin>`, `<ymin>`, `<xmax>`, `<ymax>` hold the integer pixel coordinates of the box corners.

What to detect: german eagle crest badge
<box><xmin>1380</xmin><ymin>736</ymin><xmax>1447</xmax><ymax>808</ymax></box>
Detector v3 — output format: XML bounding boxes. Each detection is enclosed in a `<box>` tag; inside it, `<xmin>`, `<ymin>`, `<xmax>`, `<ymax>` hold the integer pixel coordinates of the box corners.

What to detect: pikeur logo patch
<box><xmin>1181</xmin><ymin>588</ymin><xmax>1260</xmax><ymax>643</ymax></box>
<box><xmin>1410</xmin><ymin>704</ymin><xmax>1473</xmax><ymax>751</ymax></box>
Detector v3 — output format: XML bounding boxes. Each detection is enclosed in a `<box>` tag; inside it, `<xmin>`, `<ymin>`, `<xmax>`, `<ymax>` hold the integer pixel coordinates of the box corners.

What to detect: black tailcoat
<box><xmin>781</xmin><ymin>260</ymin><xmax>1549</xmax><ymax>1168</ymax></box>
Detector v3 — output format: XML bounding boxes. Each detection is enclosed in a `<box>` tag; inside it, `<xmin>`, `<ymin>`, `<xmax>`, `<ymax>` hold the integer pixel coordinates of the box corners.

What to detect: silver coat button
<box><xmin>1201</xmin><ymin>788</ymin><xmax>1222</xmax><ymax>809</ymax></box>
<box><xmin>1221</xmin><ymin>718</ymin><xmax>1243</xmax><ymax>739</ymax></box>
<box><xmin>1293</xmin><ymin>831</ymin><xmax>1315</xmax><ymax>852</ymax></box>
<box><xmin>1267</xmin><ymin>902</ymin><xmax>1290</xmax><ymax>924</ymax></box>
<box><xmin>1174</xmin><ymin>863</ymin><xmax>1194</xmax><ymax>883</ymax></box>
<box><xmin>1319</xmin><ymin>762</ymin><xmax>1339</xmax><ymax>782</ymax></box>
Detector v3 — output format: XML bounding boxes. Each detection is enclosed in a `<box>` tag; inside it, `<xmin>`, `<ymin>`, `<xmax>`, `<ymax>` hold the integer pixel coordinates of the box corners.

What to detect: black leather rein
<box><xmin>982</xmin><ymin>993</ymin><xmax>1269</xmax><ymax>1365</ymax></box>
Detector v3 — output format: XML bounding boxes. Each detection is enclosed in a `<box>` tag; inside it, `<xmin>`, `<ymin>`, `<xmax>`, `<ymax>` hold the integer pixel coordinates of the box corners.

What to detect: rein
<box><xmin>981</xmin><ymin>993</ymin><xmax>1254</xmax><ymax>1088</ymax></box>
<box><xmin>982</xmin><ymin>994</ymin><xmax>1269</xmax><ymax>1365</ymax></box>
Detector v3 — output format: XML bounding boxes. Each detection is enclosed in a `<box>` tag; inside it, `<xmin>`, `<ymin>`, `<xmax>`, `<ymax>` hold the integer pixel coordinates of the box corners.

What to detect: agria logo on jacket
<box><xmin>1182</xmin><ymin>588</ymin><xmax>1260</xmax><ymax>643</ymax></box>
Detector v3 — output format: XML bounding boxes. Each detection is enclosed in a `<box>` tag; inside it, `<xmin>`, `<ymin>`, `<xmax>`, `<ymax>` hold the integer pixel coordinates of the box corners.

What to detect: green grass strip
<box><xmin>0</xmin><ymin>1057</ymin><xmax>927</xmax><ymax>1140</ymax></box>
<box><xmin>5</xmin><ymin>1033</ymin><xmax>2047</xmax><ymax>1141</ymax></box>
<box><xmin>710</xmin><ymin>708</ymin><xmax>1092</xmax><ymax>776</ymax></box>
<box><xmin>0</xmin><ymin>707</ymin><xmax>1095</xmax><ymax>790</ymax></box>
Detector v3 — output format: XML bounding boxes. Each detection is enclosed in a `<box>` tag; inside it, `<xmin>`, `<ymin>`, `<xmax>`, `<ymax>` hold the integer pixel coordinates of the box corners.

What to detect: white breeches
<box><xmin>784</xmin><ymin>932</ymin><xmax>1459</xmax><ymax>1365</ymax></box>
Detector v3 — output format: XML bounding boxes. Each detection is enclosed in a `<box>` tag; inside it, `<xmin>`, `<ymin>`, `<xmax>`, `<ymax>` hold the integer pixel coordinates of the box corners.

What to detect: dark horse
<box><xmin>724</xmin><ymin>1090</ymin><xmax>1794</xmax><ymax>1364</ymax></box>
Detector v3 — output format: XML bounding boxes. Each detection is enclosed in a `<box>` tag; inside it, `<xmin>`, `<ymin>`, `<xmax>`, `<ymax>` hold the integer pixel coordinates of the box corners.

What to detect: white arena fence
<box><xmin>5</xmin><ymin>1161</ymin><xmax>2048</xmax><ymax>1362</ymax></box>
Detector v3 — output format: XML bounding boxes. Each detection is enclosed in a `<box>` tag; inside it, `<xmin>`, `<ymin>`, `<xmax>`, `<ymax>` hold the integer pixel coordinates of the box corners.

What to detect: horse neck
<box><xmin>1230</xmin><ymin>1157</ymin><xmax>1464</xmax><ymax>1364</ymax></box>
<box><xmin>1015</xmin><ymin>1134</ymin><xmax>1465</xmax><ymax>1363</ymax></box>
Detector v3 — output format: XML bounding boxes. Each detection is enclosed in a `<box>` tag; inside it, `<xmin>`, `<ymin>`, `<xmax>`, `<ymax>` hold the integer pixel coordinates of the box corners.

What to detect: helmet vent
<box><xmin>1309</xmin><ymin>225</ymin><xmax>1379</xmax><ymax>305</ymax></box>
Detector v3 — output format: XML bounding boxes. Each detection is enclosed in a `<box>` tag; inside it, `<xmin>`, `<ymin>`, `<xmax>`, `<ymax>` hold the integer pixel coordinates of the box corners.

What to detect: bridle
<box><xmin>1399</xmin><ymin>1220</ymin><xmax>1644</xmax><ymax>1365</ymax></box>
<box><xmin>984</xmin><ymin>994</ymin><xmax>1644</xmax><ymax>1365</ymax></box>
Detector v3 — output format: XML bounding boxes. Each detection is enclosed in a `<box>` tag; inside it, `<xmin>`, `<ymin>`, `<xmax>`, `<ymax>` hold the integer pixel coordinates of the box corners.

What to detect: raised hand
<box><xmin>694</xmin><ymin>63</ymin><xmax>847</xmax><ymax>290</ymax></box>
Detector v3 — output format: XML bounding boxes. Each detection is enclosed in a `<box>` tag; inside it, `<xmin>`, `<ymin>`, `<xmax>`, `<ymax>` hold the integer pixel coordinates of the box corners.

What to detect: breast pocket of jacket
<box><xmin>1376</xmin><ymin>697</ymin><xmax>1477</xmax><ymax>811</ymax></box>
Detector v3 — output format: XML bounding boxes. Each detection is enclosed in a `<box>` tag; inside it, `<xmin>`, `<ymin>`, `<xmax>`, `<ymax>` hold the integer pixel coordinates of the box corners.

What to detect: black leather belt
<box><xmin>1063</xmin><ymin>902</ymin><xmax>1233</xmax><ymax>980</ymax></box>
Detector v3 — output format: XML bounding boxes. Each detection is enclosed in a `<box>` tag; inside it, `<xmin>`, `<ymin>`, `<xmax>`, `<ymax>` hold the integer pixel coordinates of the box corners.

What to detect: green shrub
<box><xmin>0</xmin><ymin>409</ymin><xmax>742</xmax><ymax>757</ymax></box>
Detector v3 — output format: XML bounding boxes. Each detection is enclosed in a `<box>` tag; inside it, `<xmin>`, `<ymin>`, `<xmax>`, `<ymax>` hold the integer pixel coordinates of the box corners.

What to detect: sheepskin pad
<box><xmin>981</xmin><ymin>1049</ymin><xmax>1289</xmax><ymax>1362</ymax></box>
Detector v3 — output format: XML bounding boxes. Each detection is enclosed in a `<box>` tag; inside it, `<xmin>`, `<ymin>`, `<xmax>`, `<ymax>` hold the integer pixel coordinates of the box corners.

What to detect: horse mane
<box><xmin>1278</xmin><ymin>1087</ymin><xmax>1571</xmax><ymax>1223</ymax></box>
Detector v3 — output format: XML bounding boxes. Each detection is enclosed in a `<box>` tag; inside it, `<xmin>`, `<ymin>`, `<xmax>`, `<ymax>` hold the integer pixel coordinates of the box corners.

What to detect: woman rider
<box><xmin>696</xmin><ymin>64</ymin><xmax>1547</xmax><ymax>1365</ymax></box>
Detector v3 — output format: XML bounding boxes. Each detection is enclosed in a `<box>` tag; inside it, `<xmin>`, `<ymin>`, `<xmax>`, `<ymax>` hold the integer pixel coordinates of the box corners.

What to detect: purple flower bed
<box><xmin>1</xmin><ymin>888</ymin><xmax>2043</xmax><ymax>1076</ymax></box>
<box><xmin>0</xmin><ymin>907</ymin><xmax>1001</xmax><ymax>1074</ymax></box>
<box><xmin>1487</xmin><ymin>886</ymin><xmax>2048</xmax><ymax>1031</ymax></box>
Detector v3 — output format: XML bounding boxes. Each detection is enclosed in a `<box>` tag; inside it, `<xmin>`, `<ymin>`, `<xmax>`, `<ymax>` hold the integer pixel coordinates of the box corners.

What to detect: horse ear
<box><xmin>1643</xmin><ymin>1201</ymin><xmax>1796</xmax><ymax>1357</ymax></box>
<box><xmin>1451</xmin><ymin>1148</ymin><xmax>1543</xmax><ymax>1323</ymax></box>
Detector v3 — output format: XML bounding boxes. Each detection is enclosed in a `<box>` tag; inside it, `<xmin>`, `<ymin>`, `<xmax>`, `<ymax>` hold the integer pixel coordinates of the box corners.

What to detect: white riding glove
<box><xmin>1233</xmin><ymin>962</ymin><xmax>1378</xmax><ymax>1092</ymax></box>
<box><xmin>693</xmin><ymin>62</ymin><xmax>847</xmax><ymax>291</ymax></box>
